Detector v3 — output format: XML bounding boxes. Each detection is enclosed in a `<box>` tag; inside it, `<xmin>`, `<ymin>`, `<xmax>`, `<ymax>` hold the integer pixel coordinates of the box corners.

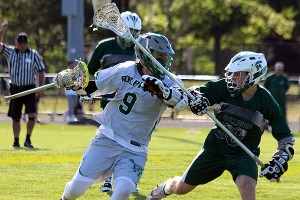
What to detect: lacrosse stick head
<box><xmin>55</xmin><ymin>61</ymin><xmax>89</xmax><ymax>89</ymax></box>
<box><xmin>91</xmin><ymin>3</ymin><xmax>130</xmax><ymax>39</ymax></box>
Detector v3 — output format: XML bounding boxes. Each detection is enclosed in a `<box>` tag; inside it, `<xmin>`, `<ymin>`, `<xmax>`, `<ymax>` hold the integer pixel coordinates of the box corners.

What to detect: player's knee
<box><xmin>171</xmin><ymin>176</ymin><xmax>194</xmax><ymax>195</ymax></box>
<box><xmin>63</xmin><ymin>181</ymin><xmax>89</xmax><ymax>199</ymax></box>
<box><xmin>28</xmin><ymin>116</ymin><xmax>36</xmax><ymax>121</ymax></box>
<box><xmin>110</xmin><ymin>179</ymin><xmax>132</xmax><ymax>200</ymax></box>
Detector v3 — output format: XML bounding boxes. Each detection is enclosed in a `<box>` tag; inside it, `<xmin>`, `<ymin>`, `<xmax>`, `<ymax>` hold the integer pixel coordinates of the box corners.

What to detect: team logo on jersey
<box><xmin>215</xmin><ymin>123</ymin><xmax>247</xmax><ymax>147</ymax></box>
<box><xmin>122</xmin><ymin>75</ymin><xmax>142</xmax><ymax>88</ymax></box>
<box><xmin>215</xmin><ymin>114</ymin><xmax>252</xmax><ymax>147</ymax></box>
<box><xmin>129</xmin><ymin>159</ymin><xmax>143</xmax><ymax>177</ymax></box>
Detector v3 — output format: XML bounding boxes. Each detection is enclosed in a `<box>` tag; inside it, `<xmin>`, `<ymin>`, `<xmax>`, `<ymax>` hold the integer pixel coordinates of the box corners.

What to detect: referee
<box><xmin>0</xmin><ymin>21</ymin><xmax>45</xmax><ymax>148</ymax></box>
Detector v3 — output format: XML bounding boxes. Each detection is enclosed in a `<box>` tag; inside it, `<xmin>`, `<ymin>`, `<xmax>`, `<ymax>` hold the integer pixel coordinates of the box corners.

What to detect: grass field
<box><xmin>0</xmin><ymin>123</ymin><xmax>299</xmax><ymax>200</ymax></box>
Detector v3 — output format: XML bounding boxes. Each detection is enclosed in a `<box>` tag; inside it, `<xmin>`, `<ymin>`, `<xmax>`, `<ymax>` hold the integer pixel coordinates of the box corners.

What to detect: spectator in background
<box><xmin>64</xmin><ymin>60</ymin><xmax>79</xmax><ymax>123</ymax></box>
<box><xmin>264</xmin><ymin>61</ymin><xmax>290</xmax><ymax>117</ymax></box>
<box><xmin>0</xmin><ymin>21</ymin><xmax>45</xmax><ymax>148</ymax></box>
<box><xmin>87</xmin><ymin>11</ymin><xmax>142</xmax><ymax>193</ymax></box>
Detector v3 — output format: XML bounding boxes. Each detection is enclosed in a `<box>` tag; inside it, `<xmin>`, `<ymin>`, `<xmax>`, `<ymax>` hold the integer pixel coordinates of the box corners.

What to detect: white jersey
<box><xmin>93</xmin><ymin>61</ymin><xmax>183</xmax><ymax>148</ymax></box>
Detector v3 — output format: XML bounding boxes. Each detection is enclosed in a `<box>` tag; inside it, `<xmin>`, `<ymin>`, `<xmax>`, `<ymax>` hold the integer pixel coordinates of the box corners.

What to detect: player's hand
<box><xmin>1</xmin><ymin>21</ymin><xmax>9</xmax><ymax>32</ymax></box>
<box><xmin>79</xmin><ymin>96</ymin><xmax>94</xmax><ymax>104</ymax></box>
<box><xmin>141</xmin><ymin>75</ymin><xmax>171</xmax><ymax>100</ymax></box>
<box><xmin>259</xmin><ymin>160</ymin><xmax>286</xmax><ymax>182</ymax></box>
<box><xmin>189</xmin><ymin>96</ymin><xmax>209</xmax><ymax>116</ymax></box>
<box><xmin>188</xmin><ymin>86</ymin><xmax>209</xmax><ymax>116</ymax></box>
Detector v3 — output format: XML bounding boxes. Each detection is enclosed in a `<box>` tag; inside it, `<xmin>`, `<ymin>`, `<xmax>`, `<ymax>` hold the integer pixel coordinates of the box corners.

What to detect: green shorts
<box><xmin>182</xmin><ymin>148</ymin><xmax>258</xmax><ymax>185</ymax></box>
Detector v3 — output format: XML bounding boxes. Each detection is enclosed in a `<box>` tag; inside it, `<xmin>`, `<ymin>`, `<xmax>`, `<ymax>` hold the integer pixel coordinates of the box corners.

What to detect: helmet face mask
<box><xmin>225</xmin><ymin>51</ymin><xmax>268</xmax><ymax>97</ymax></box>
<box><xmin>120</xmin><ymin>11</ymin><xmax>142</xmax><ymax>47</ymax></box>
<box><xmin>135</xmin><ymin>32</ymin><xmax>175</xmax><ymax>80</ymax></box>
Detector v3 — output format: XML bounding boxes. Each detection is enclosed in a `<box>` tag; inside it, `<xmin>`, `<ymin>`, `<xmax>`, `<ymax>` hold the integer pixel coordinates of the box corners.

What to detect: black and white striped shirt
<box><xmin>1</xmin><ymin>45</ymin><xmax>45</xmax><ymax>86</ymax></box>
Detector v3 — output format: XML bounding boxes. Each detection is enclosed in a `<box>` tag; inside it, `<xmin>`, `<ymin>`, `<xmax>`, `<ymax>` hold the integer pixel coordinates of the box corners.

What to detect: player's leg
<box><xmin>61</xmin><ymin>135</ymin><xmax>121</xmax><ymax>199</ymax></box>
<box><xmin>24</xmin><ymin>93</ymin><xmax>37</xmax><ymax>148</ymax></box>
<box><xmin>8</xmin><ymin>94</ymin><xmax>23</xmax><ymax>148</ymax></box>
<box><xmin>62</xmin><ymin>180</ymin><xmax>93</xmax><ymax>200</ymax></box>
<box><xmin>110</xmin><ymin>179</ymin><xmax>132</xmax><ymax>200</ymax></box>
<box><xmin>228</xmin><ymin>154</ymin><xmax>258</xmax><ymax>200</ymax></box>
<box><xmin>147</xmin><ymin>149</ymin><xmax>226</xmax><ymax>199</ymax></box>
<box><xmin>235</xmin><ymin>175</ymin><xmax>256</xmax><ymax>200</ymax></box>
<box><xmin>112</xmin><ymin>148</ymin><xmax>147</xmax><ymax>199</ymax></box>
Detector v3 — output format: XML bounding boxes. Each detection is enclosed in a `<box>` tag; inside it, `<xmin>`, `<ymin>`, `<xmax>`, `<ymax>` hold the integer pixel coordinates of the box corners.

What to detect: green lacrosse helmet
<box><xmin>135</xmin><ymin>32</ymin><xmax>175</xmax><ymax>80</ymax></box>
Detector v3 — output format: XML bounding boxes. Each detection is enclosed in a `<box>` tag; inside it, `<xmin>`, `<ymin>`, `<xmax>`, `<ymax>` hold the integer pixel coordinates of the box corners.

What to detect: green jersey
<box><xmin>87</xmin><ymin>37</ymin><xmax>136</xmax><ymax>108</ymax></box>
<box><xmin>88</xmin><ymin>37</ymin><xmax>136</xmax><ymax>76</ymax></box>
<box><xmin>199</xmin><ymin>79</ymin><xmax>292</xmax><ymax>156</ymax></box>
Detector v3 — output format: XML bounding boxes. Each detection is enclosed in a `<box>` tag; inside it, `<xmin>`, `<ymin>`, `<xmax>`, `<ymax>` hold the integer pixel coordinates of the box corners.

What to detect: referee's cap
<box><xmin>17</xmin><ymin>33</ymin><xmax>28</xmax><ymax>44</ymax></box>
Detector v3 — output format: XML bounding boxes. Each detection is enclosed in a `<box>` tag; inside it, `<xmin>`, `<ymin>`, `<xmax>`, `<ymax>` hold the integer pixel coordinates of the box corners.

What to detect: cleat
<box><xmin>24</xmin><ymin>141</ymin><xmax>34</xmax><ymax>148</ymax></box>
<box><xmin>132</xmin><ymin>186</ymin><xmax>139</xmax><ymax>193</ymax></box>
<box><xmin>147</xmin><ymin>181</ymin><xmax>169</xmax><ymax>200</ymax></box>
<box><xmin>100</xmin><ymin>178</ymin><xmax>112</xmax><ymax>193</ymax></box>
<box><xmin>13</xmin><ymin>142</ymin><xmax>20</xmax><ymax>148</ymax></box>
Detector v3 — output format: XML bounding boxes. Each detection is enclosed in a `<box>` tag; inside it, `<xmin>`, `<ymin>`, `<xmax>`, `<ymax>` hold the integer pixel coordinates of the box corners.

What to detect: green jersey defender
<box><xmin>147</xmin><ymin>51</ymin><xmax>295</xmax><ymax>200</ymax></box>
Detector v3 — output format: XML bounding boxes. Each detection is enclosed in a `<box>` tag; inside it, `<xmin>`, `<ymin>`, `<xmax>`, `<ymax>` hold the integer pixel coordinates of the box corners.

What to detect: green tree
<box><xmin>135</xmin><ymin>0</ymin><xmax>296</xmax><ymax>76</ymax></box>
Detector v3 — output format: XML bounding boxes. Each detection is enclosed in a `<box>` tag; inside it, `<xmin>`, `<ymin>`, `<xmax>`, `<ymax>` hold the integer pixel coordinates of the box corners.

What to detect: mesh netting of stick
<box><xmin>93</xmin><ymin>3</ymin><xmax>128</xmax><ymax>36</ymax></box>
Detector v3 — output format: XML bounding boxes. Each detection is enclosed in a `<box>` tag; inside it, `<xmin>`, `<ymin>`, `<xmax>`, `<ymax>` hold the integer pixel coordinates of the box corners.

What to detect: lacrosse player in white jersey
<box><xmin>54</xmin><ymin>32</ymin><xmax>189</xmax><ymax>200</ymax></box>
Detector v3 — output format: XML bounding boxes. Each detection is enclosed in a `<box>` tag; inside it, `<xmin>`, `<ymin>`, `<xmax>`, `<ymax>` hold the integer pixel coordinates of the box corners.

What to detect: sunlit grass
<box><xmin>0</xmin><ymin>123</ymin><xmax>299</xmax><ymax>199</ymax></box>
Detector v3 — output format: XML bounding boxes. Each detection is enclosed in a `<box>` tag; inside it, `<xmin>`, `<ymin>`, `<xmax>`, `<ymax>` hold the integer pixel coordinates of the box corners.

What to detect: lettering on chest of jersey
<box><xmin>121</xmin><ymin>75</ymin><xmax>142</xmax><ymax>88</ymax></box>
<box><xmin>223</xmin><ymin>114</ymin><xmax>253</xmax><ymax>129</ymax></box>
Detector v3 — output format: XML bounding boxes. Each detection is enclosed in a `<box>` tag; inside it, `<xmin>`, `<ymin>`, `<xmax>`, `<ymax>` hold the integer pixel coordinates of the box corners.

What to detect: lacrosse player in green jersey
<box><xmin>146</xmin><ymin>51</ymin><xmax>295</xmax><ymax>200</ymax></box>
<box><xmin>54</xmin><ymin>32</ymin><xmax>189</xmax><ymax>200</ymax></box>
<box><xmin>87</xmin><ymin>11</ymin><xmax>142</xmax><ymax>193</ymax></box>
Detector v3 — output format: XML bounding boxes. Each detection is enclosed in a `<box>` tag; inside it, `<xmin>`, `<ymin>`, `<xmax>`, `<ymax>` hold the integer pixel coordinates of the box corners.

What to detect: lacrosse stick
<box><xmin>4</xmin><ymin>61</ymin><xmax>89</xmax><ymax>101</ymax></box>
<box><xmin>91</xmin><ymin>3</ymin><xmax>264</xmax><ymax>167</ymax></box>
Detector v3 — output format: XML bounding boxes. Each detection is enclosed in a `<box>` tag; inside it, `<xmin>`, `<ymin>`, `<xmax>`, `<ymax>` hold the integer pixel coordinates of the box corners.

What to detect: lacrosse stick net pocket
<box><xmin>60</xmin><ymin>61</ymin><xmax>89</xmax><ymax>89</ymax></box>
<box><xmin>91</xmin><ymin>3</ymin><xmax>129</xmax><ymax>38</ymax></box>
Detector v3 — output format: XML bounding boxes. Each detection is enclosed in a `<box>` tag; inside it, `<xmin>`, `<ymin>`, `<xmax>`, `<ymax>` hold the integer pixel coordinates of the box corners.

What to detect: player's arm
<box><xmin>260</xmin><ymin>136</ymin><xmax>295</xmax><ymax>182</ymax></box>
<box><xmin>87</xmin><ymin>45</ymin><xmax>103</xmax><ymax>77</ymax></box>
<box><xmin>0</xmin><ymin>21</ymin><xmax>9</xmax><ymax>53</ymax></box>
<box><xmin>141</xmin><ymin>75</ymin><xmax>189</xmax><ymax>111</ymax></box>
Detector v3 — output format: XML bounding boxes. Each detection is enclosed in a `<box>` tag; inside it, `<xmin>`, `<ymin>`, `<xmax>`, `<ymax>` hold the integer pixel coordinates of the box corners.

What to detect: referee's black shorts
<box><xmin>8</xmin><ymin>84</ymin><xmax>37</xmax><ymax>119</ymax></box>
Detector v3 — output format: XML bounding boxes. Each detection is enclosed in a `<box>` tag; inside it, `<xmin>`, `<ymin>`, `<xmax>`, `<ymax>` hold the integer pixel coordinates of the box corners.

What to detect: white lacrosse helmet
<box><xmin>225</xmin><ymin>51</ymin><xmax>268</xmax><ymax>97</ymax></box>
<box><xmin>120</xmin><ymin>11</ymin><xmax>142</xmax><ymax>47</ymax></box>
<box><xmin>135</xmin><ymin>32</ymin><xmax>175</xmax><ymax>80</ymax></box>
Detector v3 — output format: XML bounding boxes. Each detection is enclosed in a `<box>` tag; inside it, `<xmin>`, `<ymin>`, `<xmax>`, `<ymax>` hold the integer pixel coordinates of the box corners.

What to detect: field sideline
<box><xmin>0</xmin><ymin>122</ymin><xmax>299</xmax><ymax>200</ymax></box>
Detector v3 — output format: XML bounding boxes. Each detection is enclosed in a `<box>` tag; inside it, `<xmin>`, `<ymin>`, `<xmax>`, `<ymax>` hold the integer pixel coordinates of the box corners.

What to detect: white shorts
<box><xmin>71</xmin><ymin>134</ymin><xmax>148</xmax><ymax>188</ymax></box>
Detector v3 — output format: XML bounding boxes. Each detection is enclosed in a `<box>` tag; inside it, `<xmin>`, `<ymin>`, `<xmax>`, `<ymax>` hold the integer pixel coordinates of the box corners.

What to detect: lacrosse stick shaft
<box><xmin>131</xmin><ymin>35</ymin><xmax>264</xmax><ymax>167</ymax></box>
<box><xmin>4</xmin><ymin>83</ymin><xmax>55</xmax><ymax>101</ymax></box>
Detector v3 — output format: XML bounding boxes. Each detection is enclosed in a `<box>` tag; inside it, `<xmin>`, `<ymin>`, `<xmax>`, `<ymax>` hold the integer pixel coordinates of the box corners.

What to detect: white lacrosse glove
<box><xmin>188</xmin><ymin>87</ymin><xmax>210</xmax><ymax>116</ymax></box>
<box><xmin>141</xmin><ymin>75</ymin><xmax>171</xmax><ymax>100</ymax></box>
<box><xmin>260</xmin><ymin>143</ymin><xmax>294</xmax><ymax>182</ymax></box>
<box><xmin>79</xmin><ymin>96</ymin><xmax>94</xmax><ymax>104</ymax></box>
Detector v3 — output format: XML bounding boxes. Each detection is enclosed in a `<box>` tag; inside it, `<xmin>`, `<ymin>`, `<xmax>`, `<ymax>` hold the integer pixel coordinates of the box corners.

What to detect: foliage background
<box><xmin>0</xmin><ymin>0</ymin><xmax>300</xmax><ymax>76</ymax></box>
